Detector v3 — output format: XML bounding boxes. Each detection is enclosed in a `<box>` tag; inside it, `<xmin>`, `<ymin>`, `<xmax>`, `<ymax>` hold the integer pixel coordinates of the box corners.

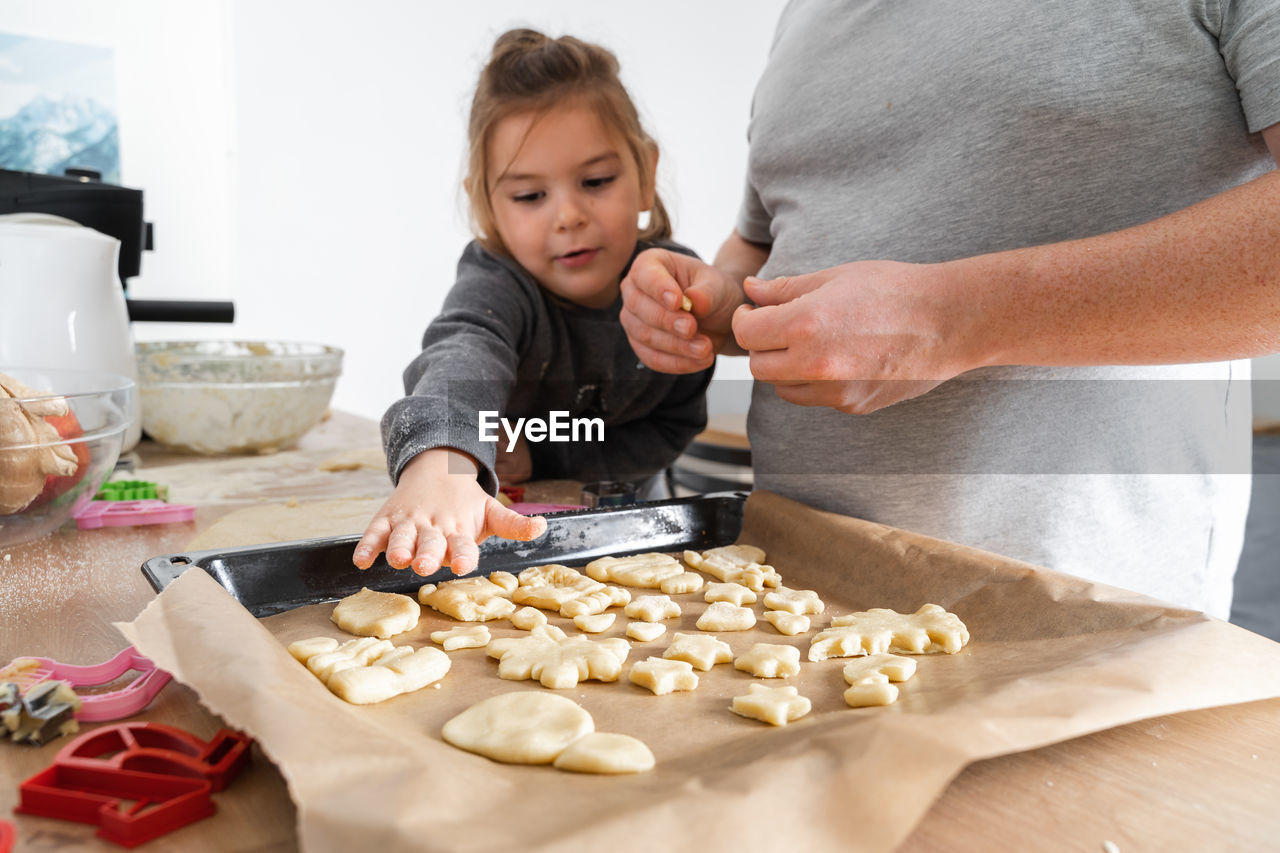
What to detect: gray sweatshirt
<box><xmin>382</xmin><ymin>240</ymin><xmax>712</xmax><ymax>494</ymax></box>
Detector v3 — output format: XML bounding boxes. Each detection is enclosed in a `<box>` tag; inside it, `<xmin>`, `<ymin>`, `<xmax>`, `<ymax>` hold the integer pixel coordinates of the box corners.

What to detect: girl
<box><xmin>353</xmin><ymin>29</ymin><xmax>713</xmax><ymax>578</ymax></box>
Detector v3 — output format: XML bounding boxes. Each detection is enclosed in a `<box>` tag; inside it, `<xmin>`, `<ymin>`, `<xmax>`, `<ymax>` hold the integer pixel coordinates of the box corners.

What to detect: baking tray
<box><xmin>141</xmin><ymin>492</ymin><xmax>747</xmax><ymax>617</ymax></box>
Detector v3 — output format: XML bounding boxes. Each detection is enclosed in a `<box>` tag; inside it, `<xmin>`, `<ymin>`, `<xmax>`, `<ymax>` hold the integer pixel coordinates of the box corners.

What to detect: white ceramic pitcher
<box><xmin>0</xmin><ymin>213</ymin><xmax>142</xmax><ymax>450</ymax></box>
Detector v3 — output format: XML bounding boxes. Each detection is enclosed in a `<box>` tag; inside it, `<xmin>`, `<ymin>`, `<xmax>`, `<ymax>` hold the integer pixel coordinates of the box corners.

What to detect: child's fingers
<box><xmin>411</xmin><ymin>528</ymin><xmax>448</xmax><ymax>576</ymax></box>
<box><xmin>385</xmin><ymin>520</ymin><xmax>419</xmax><ymax>570</ymax></box>
<box><xmin>353</xmin><ymin>517</ymin><xmax>392</xmax><ymax>569</ymax></box>
<box><xmin>446</xmin><ymin>532</ymin><xmax>481</xmax><ymax>576</ymax></box>
<box><xmin>485</xmin><ymin>498</ymin><xmax>547</xmax><ymax>542</ymax></box>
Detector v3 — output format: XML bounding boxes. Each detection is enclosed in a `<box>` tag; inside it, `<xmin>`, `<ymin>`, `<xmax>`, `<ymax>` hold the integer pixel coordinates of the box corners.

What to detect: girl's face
<box><xmin>487</xmin><ymin>101</ymin><xmax>656</xmax><ymax>308</ymax></box>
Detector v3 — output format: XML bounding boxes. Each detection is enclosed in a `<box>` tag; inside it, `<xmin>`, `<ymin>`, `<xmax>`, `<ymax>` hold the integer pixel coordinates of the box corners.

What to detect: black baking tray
<box><xmin>141</xmin><ymin>492</ymin><xmax>747</xmax><ymax>617</ymax></box>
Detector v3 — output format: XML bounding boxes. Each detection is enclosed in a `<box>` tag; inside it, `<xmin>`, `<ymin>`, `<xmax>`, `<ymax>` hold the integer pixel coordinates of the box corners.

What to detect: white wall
<box><xmin>4</xmin><ymin>1</ymin><xmax>779</xmax><ymax>422</ymax></box>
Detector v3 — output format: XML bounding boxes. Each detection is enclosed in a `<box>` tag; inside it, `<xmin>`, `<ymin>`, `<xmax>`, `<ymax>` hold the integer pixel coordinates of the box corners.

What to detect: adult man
<box><xmin>621</xmin><ymin>0</ymin><xmax>1280</xmax><ymax>617</ymax></box>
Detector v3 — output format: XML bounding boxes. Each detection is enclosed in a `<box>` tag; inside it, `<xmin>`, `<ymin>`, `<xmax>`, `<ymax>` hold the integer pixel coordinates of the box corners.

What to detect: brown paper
<box><xmin>117</xmin><ymin>491</ymin><xmax>1280</xmax><ymax>853</ymax></box>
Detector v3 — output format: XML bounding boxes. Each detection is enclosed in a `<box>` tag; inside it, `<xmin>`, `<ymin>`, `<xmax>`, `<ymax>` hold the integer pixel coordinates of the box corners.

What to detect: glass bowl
<box><xmin>134</xmin><ymin>341</ymin><xmax>343</xmax><ymax>455</ymax></box>
<box><xmin>0</xmin><ymin>368</ymin><xmax>136</xmax><ymax>549</ymax></box>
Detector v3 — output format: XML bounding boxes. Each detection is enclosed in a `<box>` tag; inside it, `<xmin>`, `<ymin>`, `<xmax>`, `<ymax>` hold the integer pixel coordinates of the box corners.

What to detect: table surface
<box><xmin>2</xmin><ymin>410</ymin><xmax>1278</xmax><ymax>852</ymax></box>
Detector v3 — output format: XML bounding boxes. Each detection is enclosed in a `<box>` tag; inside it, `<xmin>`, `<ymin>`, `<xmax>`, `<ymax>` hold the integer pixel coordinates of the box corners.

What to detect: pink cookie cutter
<box><xmin>74</xmin><ymin>499</ymin><xmax>195</xmax><ymax>530</ymax></box>
<box><xmin>3</xmin><ymin>647</ymin><xmax>172</xmax><ymax>722</ymax></box>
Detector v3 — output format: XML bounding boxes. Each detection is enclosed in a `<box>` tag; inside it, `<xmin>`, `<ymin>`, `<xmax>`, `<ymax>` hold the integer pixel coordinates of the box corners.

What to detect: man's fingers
<box><xmin>732</xmin><ymin>303</ymin><xmax>791</xmax><ymax>354</ymax></box>
<box><xmin>744</xmin><ymin>271</ymin><xmax>830</xmax><ymax>306</ymax></box>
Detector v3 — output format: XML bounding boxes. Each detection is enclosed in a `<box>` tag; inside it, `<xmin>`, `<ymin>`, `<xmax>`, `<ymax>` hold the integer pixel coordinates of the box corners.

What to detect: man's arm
<box><xmin>734</xmin><ymin>124</ymin><xmax>1280</xmax><ymax>413</ymax></box>
<box><xmin>967</xmin><ymin>123</ymin><xmax>1280</xmax><ymax>369</ymax></box>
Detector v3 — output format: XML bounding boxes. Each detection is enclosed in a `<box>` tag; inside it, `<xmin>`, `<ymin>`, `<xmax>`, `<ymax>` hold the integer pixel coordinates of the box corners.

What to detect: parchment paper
<box><xmin>117</xmin><ymin>491</ymin><xmax>1280</xmax><ymax>853</ymax></box>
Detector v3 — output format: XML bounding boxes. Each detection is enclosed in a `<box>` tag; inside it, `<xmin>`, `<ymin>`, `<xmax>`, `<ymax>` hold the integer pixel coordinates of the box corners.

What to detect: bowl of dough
<box><xmin>0</xmin><ymin>368</ymin><xmax>136</xmax><ymax>549</ymax></box>
<box><xmin>134</xmin><ymin>340</ymin><xmax>343</xmax><ymax>455</ymax></box>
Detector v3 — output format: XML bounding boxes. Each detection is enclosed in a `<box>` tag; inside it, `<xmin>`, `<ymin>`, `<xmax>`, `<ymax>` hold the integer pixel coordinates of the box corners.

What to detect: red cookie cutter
<box><xmin>0</xmin><ymin>819</ymin><xmax>13</xmax><ymax>853</ymax></box>
<box><xmin>3</xmin><ymin>647</ymin><xmax>172</xmax><ymax>722</ymax></box>
<box><xmin>15</xmin><ymin>721</ymin><xmax>253</xmax><ymax>848</ymax></box>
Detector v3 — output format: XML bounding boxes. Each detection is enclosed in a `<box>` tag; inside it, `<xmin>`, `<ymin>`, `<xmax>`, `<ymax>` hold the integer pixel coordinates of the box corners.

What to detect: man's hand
<box><xmin>733</xmin><ymin>260</ymin><xmax>982</xmax><ymax>414</ymax></box>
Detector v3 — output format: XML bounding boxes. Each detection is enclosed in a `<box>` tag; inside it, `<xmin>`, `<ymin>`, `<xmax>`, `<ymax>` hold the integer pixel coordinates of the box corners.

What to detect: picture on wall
<box><xmin>0</xmin><ymin>32</ymin><xmax>119</xmax><ymax>182</ymax></box>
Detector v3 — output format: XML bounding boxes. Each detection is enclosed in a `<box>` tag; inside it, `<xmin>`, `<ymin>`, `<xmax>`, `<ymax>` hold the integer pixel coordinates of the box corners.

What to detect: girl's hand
<box><xmin>494</xmin><ymin>433</ymin><xmax>532</xmax><ymax>484</ymax></box>
<box><xmin>352</xmin><ymin>448</ymin><xmax>546</xmax><ymax>576</ymax></box>
<box><xmin>620</xmin><ymin>248</ymin><xmax>745</xmax><ymax>373</ymax></box>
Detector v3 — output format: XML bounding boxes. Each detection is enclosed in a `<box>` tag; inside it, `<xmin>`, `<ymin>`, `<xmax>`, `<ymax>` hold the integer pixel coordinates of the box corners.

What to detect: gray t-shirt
<box><xmin>382</xmin><ymin>241</ymin><xmax>712</xmax><ymax>495</ymax></box>
<box><xmin>736</xmin><ymin>0</ymin><xmax>1280</xmax><ymax>617</ymax></box>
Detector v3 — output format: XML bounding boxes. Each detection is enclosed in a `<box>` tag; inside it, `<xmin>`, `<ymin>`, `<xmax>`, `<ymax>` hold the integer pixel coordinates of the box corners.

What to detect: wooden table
<box><xmin>2</xmin><ymin>410</ymin><xmax>1278</xmax><ymax>852</ymax></box>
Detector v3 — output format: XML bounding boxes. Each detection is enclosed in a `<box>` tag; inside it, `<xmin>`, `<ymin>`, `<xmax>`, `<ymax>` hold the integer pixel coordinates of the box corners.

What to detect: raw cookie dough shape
<box><xmin>697</xmin><ymin>601</ymin><xmax>757</xmax><ymax>632</ymax></box>
<box><xmin>487</xmin><ymin>624</ymin><xmax>631</xmax><ymax>689</ymax></box>
<box><xmin>663</xmin><ymin>632</ymin><xmax>733</xmax><ymax>671</ymax></box>
<box><xmin>704</xmin><ymin>582</ymin><xmax>757</xmax><ymax>607</ymax></box>
<box><xmin>763</xmin><ymin>611</ymin><xmax>810</xmax><ymax>636</ymax></box>
<box><xmin>330</xmin><ymin>587</ymin><xmax>420</xmax><ymax>639</ymax></box>
<box><xmin>629</xmin><ymin>656</ymin><xmax>700</xmax><ymax>695</ymax></box>
<box><xmin>809</xmin><ymin>604</ymin><xmax>970</xmax><ymax>661</ymax></box>
<box><xmin>553</xmin><ymin>732</ymin><xmax>655</xmax><ymax>774</ymax></box>
<box><xmin>442</xmin><ymin>691</ymin><xmax>594</xmax><ymax>764</ymax></box>
<box><xmin>762</xmin><ymin>587</ymin><xmax>825</xmax><ymax>616</ymax></box>
<box><xmin>287</xmin><ymin>636</ymin><xmax>450</xmax><ymax>705</ymax></box>
<box><xmin>660</xmin><ymin>572</ymin><xmax>705</xmax><ymax>595</ymax></box>
<box><xmin>510</xmin><ymin>606</ymin><xmax>548</xmax><ymax>631</ymax></box>
<box><xmin>682</xmin><ymin>544</ymin><xmax>781</xmax><ymax>592</ymax></box>
<box><xmin>513</xmin><ymin>564</ymin><xmax>630</xmax><ymax>617</ymax></box>
<box><xmin>430</xmin><ymin>625</ymin><xmax>492</xmax><ymax>651</ymax></box>
<box><xmin>730</xmin><ymin>683</ymin><xmax>812</xmax><ymax>726</ymax></box>
<box><xmin>585</xmin><ymin>553</ymin><xmax>685</xmax><ymax>588</ymax></box>
<box><xmin>842</xmin><ymin>654</ymin><xmax>918</xmax><ymax>708</ymax></box>
<box><xmin>733</xmin><ymin>643</ymin><xmax>802</xmax><ymax>678</ymax></box>
<box><xmin>624</xmin><ymin>595</ymin><xmax>682</xmax><ymax>622</ymax></box>
<box><xmin>419</xmin><ymin>572</ymin><xmax>519</xmax><ymax>622</ymax></box>
<box><xmin>626</xmin><ymin>622</ymin><xmax>667</xmax><ymax>643</ymax></box>
<box><xmin>573</xmin><ymin>613</ymin><xmax>616</xmax><ymax>634</ymax></box>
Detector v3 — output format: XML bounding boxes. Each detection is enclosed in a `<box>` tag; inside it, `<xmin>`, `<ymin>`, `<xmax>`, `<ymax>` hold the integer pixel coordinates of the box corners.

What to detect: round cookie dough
<box><xmin>441</xmin><ymin>691</ymin><xmax>594</xmax><ymax>764</ymax></box>
<box><xmin>553</xmin><ymin>732</ymin><xmax>655</xmax><ymax>774</ymax></box>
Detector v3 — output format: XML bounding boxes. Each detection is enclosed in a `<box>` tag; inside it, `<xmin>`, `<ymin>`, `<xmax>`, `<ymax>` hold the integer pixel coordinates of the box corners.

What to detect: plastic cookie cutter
<box><xmin>0</xmin><ymin>647</ymin><xmax>172</xmax><ymax>722</ymax></box>
<box><xmin>15</xmin><ymin>721</ymin><xmax>254</xmax><ymax>848</ymax></box>
<box><xmin>95</xmin><ymin>479</ymin><xmax>170</xmax><ymax>501</ymax></box>
<box><xmin>0</xmin><ymin>818</ymin><xmax>13</xmax><ymax>853</ymax></box>
<box><xmin>74</xmin><ymin>499</ymin><xmax>195</xmax><ymax>530</ymax></box>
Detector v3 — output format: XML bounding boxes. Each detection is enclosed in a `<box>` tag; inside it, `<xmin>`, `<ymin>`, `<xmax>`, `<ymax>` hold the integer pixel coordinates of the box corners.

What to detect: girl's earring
<box><xmin>637</xmin><ymin>209</ymin><xmax>652</xmax><ymax>230</ymax></box>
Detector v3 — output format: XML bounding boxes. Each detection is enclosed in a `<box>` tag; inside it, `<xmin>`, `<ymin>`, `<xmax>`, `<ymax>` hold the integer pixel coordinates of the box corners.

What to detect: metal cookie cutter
<box><xmin>15</xmin><ymin>721</ymin><xmax>253</xmax><ymax>848</ymax></box>
<box><xmin>1</xmin><ymin>646</ymin><xmax>172</xmax><ymax>723</ymax></box>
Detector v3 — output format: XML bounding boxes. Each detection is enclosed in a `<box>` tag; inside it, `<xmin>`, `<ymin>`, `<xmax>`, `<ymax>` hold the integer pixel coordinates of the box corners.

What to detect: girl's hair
<box><xmin>464</xmin><ymin>28</ymin><xmax>672</xmax><ymax>255</ymax></box>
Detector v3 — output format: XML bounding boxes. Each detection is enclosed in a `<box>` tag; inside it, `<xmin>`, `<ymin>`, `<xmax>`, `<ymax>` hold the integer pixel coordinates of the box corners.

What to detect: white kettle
<box><xmin>0</xmin><ymin>213</ymin><xmax>142</xmax><ymax>450</ymax></box>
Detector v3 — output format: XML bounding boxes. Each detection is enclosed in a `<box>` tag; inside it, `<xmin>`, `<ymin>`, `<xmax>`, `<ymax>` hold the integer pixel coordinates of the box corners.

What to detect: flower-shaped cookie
<box><xmin>809</xmin><ymin>603</ymin><xmax>969</xmax><ymax>661</ymax></box>
<box><xmin>486</xmin><ymin>624</ymin><xmax>631</xmax><ymax>689</ymax></box>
